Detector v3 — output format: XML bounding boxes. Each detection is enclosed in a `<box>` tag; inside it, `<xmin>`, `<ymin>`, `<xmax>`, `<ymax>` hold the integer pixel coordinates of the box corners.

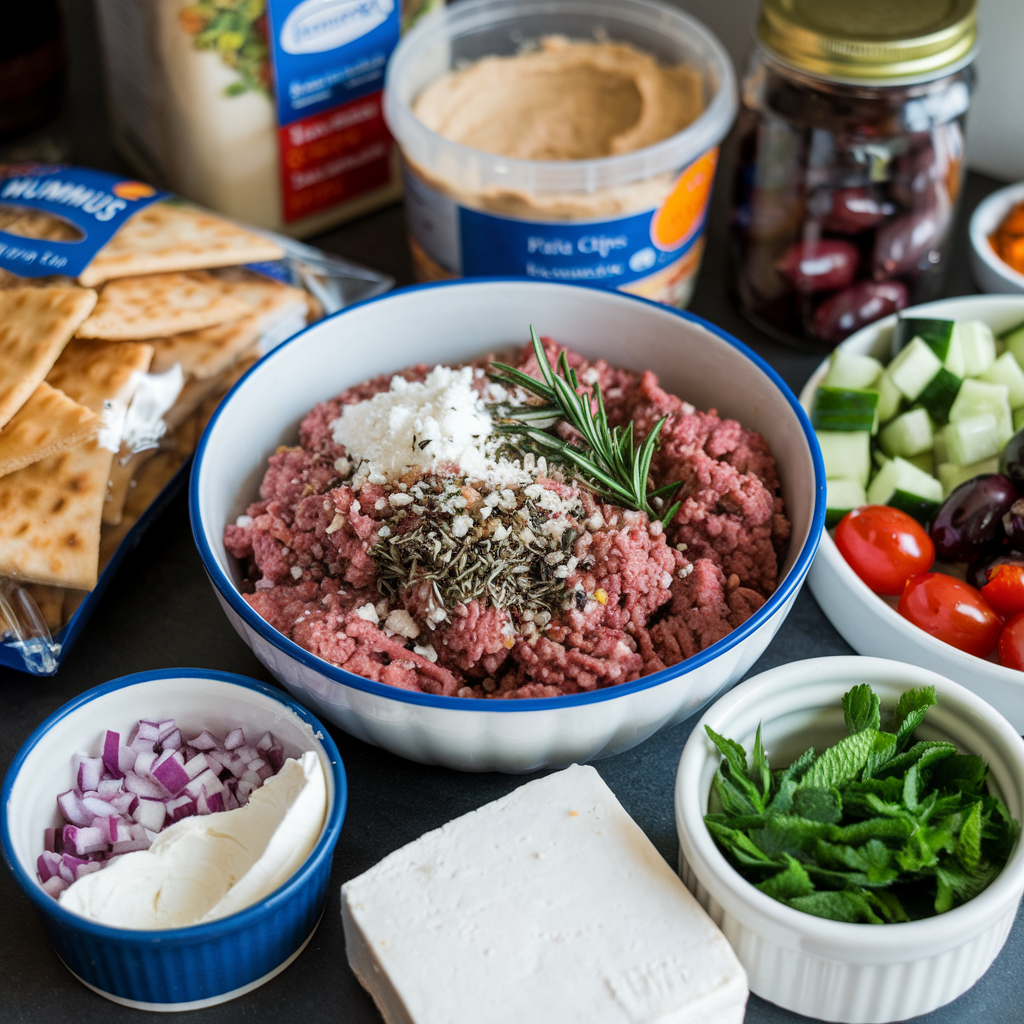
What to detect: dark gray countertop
<box><xmin>2</xmin><ymin>4</ymin><xmax>1022</xmax><ymax>1021</ymax></box>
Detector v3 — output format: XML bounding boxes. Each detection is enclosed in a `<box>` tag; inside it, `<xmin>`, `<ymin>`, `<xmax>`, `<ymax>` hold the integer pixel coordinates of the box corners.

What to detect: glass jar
<box><xmin>730</xmin><ymin>0</ymin><xmax>977</xmax><ymax>348</ymax></box>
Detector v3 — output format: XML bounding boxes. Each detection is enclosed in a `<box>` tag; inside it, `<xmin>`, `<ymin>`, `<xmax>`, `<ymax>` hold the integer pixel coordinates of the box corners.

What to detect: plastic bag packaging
<box><xmin>0</xmin><ymin>170</ymin><xmax>392</xmax><ymax>675</ymax></box>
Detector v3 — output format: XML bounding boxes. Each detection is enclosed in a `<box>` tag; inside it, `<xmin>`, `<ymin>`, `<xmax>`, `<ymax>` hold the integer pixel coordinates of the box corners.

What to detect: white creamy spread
<box><xmin>330</xmin><ymin>365</ymin><xmax>532</xmax><ymax>487</ymax></box>
<box><xmin>58</xmin><ymin>751</ymin><xmax>327</xmax><ymax>929</ymax></box>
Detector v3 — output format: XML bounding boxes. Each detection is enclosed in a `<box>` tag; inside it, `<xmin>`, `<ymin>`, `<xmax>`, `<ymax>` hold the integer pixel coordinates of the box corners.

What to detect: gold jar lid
<box><xmin>758</xmin><ymin>0</ymin><xmax>977</xmax><ymax>82</ymax></box>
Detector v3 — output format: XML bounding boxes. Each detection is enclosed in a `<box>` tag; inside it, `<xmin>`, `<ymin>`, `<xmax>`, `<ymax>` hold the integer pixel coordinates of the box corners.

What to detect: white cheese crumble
<box><xmin>330</xmin><ymin>366</ymin><xmax>531</xmax><ymax>487</ymax></box>
<box><xmin>353</xmin><ymin>603</ymin><xmax>379</xmax><ymax>624</ymax></box>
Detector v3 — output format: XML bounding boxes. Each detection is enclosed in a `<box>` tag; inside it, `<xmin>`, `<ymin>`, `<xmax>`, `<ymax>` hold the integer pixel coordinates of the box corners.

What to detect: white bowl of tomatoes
<box><xmin>801</xmin><ymin>295</ymin><xmax>1024</xmax><ymax>732</ymax></box>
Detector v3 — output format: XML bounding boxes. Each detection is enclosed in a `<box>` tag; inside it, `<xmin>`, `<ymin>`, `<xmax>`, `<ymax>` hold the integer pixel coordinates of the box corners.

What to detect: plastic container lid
<box><xmin>383</xmin><ymin>0</ymin><xmax>737</xmax><ymax>199</ymax></box>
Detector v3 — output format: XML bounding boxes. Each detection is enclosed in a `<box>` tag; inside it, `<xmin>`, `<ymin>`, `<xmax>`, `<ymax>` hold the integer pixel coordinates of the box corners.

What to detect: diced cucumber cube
<box><xmin>811</xmin><ymin>387</ymin><xmax>879</xmax><ymax>433</ymax></box>
<box><xmin>938</xmin><ymin>457</ymin><xmax>1001</xmax><ymax>497</ymax></box>
<box><xmin>933</xmin><ymin>426</ymin><xmax>949</xmax><ymax>465</ymax></box>
<box><xmin>948</xmin><ymin>378</ymin><xmax>1013</xmax><ymax>444</ymax></box>
<box><xmin>888</xmin><ymin>338</ymin><xmax>943</xmax><ymax>402</ymax></box>
<box><xmin>980</xmin><ymin>350</ymin><xmax>1024</xmax><ymax>410</ymax></box>
<box><xmin>944</xmin><ymin>413</ymin><xmax>1000</xmax><ymax>466</ymax></box>
<box><xmin>889</xmin><ymin>489</ymin><xmax>942</xmax><ymax>526</ymax></box>
<box><xmin>826</xmin><ymin>478</ymin><xmax>867</xmax><ymax>527</ymax></box>
<box><xmin>916</xmin><ymin>367</ymin><xmax>962</xmax><ymax>424</ymax></box>
<box><xmin>822</xmin><ymin>349</ymin><xmax>884</xmax><ymax>391</ymax></box>
<box><xmin>890</xmin><ymin>318</ymin><xmax>954</xmax><ymax>361</ymax></box>
<box><xmin>875</xmin><ymin>370</ymin><xmax>903</xmax><ymax>423</ymax></box>
<box><xmin>1001</xmin><ymin>320</ymin><xmax>1024</xmax><ymax>369</ymax></box>
<box><xmin>817</xmin><ymin>430</ymin><xmax>871</xmax><ymax>487</ymax></box>
<box><xmin>879</xmin><ymin>407</ymin><xmax>934</xmax><ymax>458</ymax></box>
<box><xmin>906</xmin><ymin>451</ymin><xmax>935</xmax><ymax>475</ymax></box>
<box><xmin>873</xmin><ymin>448</ymin><xmax>890</xmax><ymax>469</ymax></box>
<box><xmin>954</xmin><ymin>320</ymin><xmax>997</xmax><ymax>377</ymax></box>
<box><xmin>866</xmin><ymin>456</ymin><xmax>943</xmax><ymax>507</ymax></box>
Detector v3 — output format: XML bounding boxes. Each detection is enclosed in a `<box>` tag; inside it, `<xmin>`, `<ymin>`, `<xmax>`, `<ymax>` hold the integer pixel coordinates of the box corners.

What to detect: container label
<box><xmin>0</xmin><ymin>165</ymin><xmax>168</xmax><ymax>278</ymax></box>
<box><xmin>403</xmin><ymin>148</ymin><xmax>718</xmax><ymax>306</ymax></box>
<box><xmin>266</xmin><ymin>0</ymin><xmax>401</xmax><ymax>223</ymax></box>
<box><xmin>277</xmin><ymin>93</ymin><xmax>392</xmax><ymax>223</ymax></box>
<box><xmin>267</xmin><ymin>0</ymin><xmax>400</xmax><ymax>127</ymax></box>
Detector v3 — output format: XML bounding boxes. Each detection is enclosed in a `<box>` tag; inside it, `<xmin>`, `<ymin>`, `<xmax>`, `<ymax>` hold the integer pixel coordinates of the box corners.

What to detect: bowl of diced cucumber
<box><xmin>800</xmin><ymin>295</ymin><xmax>1024</xmax><ymax>731</ymax></box>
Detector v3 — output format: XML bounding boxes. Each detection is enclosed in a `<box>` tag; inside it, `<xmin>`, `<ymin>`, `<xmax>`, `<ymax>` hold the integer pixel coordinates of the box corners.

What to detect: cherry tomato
<box><xmin>981</xmin><ymin>563</ymin><xmax>1024</xmax><ymax>618</ymax></box>
<box><xmin>898</xmin><ymin>573</ymin><xmax>1002</xmax><ymax>658</ymax></box>
<box><xmin>835</xmin><ymin>505</ymin><xmax>935</xmax><ymax>595</ymax></box>
<box><xmin>998</xmin><ymin>612</ymin><xmax>1024</xmax><ymax>671</ymax></box>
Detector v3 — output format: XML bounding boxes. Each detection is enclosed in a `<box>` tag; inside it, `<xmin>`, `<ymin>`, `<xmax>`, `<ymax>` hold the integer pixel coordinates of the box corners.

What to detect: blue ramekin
<box><xmin>1</xmin><ymin>668</ymin><xmax>346</xmax><ymax>1011</ymax></box>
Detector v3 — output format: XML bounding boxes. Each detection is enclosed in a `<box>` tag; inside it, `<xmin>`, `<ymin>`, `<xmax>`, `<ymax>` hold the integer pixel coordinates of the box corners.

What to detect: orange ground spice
<box><xmin>991</xmin><ymin>200</ymin><xmax>1024</xmax><ymax>275</ymax></box>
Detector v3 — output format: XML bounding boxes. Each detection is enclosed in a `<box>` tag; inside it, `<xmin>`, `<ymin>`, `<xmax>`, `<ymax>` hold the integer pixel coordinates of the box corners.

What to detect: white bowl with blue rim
<box><xmin>190</xmin><ymin>279</ymin><xmax>825</xmax><ymax>773</ymax></box>
<box><xmin>0</xmin><ymin>669</ymin><xmax>346</xmax><ymax>1012</ymax></box>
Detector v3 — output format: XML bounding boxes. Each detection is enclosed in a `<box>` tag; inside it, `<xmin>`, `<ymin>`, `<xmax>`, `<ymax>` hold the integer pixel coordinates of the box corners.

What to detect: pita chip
<box><xmin>76</xmin><ymin>271</ymin><xmax>253</xmax><ymax>341</ymax></box>
<box><xmin>0</xmin><ymin>438</ymin><xmax>113</xmax><ymax>589</ymax></box>
<box><xmin>78</xmin><ymin>203</ymin><xmax>284</xmax><ymax>287</ymax></box>
<box><xmin>47</xmin><ymin>340</ymin><xmax>155</xmax><ymax>415</ymax></box>
<box><xmin>164</xmin><ymin>346</ymin><xmax>259</xmax><ymax>432</ymax></box>
<box><xmin>148</xmin><ymin>272</ymin><xmax>305</xmax><ymax>378</ymax></box>
<box><xmin>0</xmin><ymin>382</ymin><xmax>99</xmax><ymax>477</ymax></box>
<box><xmin>0</xmin><ymin>286</ymin><xmax>98</xmax><ymax>429</ymax></box>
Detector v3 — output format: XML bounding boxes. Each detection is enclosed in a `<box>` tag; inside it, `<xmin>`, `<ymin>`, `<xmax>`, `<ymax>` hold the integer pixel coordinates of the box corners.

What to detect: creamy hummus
<box><xmin>409</xmin><ymin>37</ymin><xmax>704</xmax><ymax>222</ymax></box>
<box><xmin>414</xmin><ymin>37</ymin><xmax>703</xmax><ymax>162</ymax></box>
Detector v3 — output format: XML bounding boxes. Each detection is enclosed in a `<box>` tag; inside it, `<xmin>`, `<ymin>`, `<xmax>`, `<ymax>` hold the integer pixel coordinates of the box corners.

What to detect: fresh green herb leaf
<box><xmin>801</xmin><ymin>729</ymin><xmax>877</xmax><ymax>791</ymax></box>
<box><xmin>843</xmin><ymin>684</ymin><xmax>881</xmax><ymax>734</ymax></box>
<box><xmin>792</xmin><ymin>787</ymin><xmax>843</xmax><ymax>825</ymax></box>
<box><xmin>490</xmin><ymin>328</ymin><xmax>682</xmax><ymax>525</ymax></box>
<box><xmin>756</xmin><ymin>854</ymin><xmax>815</xmax><ymax>900</ymax></box>
<box><xmin>787</xmin><ymin>890</ymin><xmax>884</xmax><ymax>924</ymax></box>
<box><xmin>702</xmin><ymin>684</ymin><xmax>1018</xmax><ymax>924</ymax></box>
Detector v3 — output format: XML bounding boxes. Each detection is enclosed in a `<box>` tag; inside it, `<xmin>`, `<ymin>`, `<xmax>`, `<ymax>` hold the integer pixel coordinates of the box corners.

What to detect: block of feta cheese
<box><xmin>341</xmin><ymin>764</ymin><xmax>748</xmax><ymax>1024</ymax></box>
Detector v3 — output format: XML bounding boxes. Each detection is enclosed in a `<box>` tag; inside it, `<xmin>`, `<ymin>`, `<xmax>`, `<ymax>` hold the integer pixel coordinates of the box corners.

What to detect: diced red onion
<box><xmin>41</xmin><ymin>876</ymin><xmax>69</xmax><ymax>898</ymax></box>
<box><xmin>40</xmin><ymin>717</ymin><xmax>290</xmax><ymax>899</ymax></box>
<box><xmin>189</xmin><ymin>730</ymin><xmax>220</xmax><ymax>751</ymax></box>
<box><xmin>74</xmin><ymin>755</ymin><xmax>104</xmax><ymax>793</ymax></box>
<box><xmin>152</xmin><ymin>750</ymin><xmax>189</xmax><ymax>795</ymax></box>
<box><xmin>123</xmin><ymin>771</ymin><xmax>167</xmax><ymax>799</ymax></box>
<box><xmin>56</xmin><ymin>790</ymin><xmax>92</xmax><ymax>828</ymax></box>
<box><xmin>132</xmin><ymin>798</ymin><xmax>166</xmax><ymax>833</ymax></box>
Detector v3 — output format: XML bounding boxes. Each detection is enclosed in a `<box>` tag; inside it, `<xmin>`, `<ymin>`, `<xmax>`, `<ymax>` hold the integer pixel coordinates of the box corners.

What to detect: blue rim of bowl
<box><xmin>190</xmin><ymin>278</ymin><xmax>827</xmax><ymax>712</ymax></box>
<box><xmin>0</xmin><ymin>668</ymin><xmax>347</xmax><ymax>944</ymax></box>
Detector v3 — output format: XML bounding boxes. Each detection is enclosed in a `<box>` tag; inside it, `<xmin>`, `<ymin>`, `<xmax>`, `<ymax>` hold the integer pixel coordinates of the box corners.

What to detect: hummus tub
<box><xmin>0</xmin><ymin>670</ymin><xmax>346</xmax><ymax>1011</ymax></box>
<box><xmin>383</xmin><ymin>0</ymin><xmax>736</xmax><ymax>309</ymax></box>
<box><xmin>190</xmin><ymin>279</ymin><xmax>825</xmax><ymax>773</ymax></box>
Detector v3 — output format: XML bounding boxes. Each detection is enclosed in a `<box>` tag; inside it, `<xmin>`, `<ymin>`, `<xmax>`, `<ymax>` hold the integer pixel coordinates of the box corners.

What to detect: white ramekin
<box><xmin>675</xmin><ymin>655</ymin><xmax>1024</xmax><ymax>1024</ymax></box>
<box><xmin>969</xmin><ymin>180</ymin><xmax>1024</xmax><ymax>294</ymax></box>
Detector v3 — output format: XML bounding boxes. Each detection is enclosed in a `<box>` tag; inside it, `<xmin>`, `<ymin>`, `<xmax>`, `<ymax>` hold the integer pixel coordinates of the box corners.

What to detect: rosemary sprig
<box><xmin>490</xmin><ymin>327</ymin><xmax>682</xmax><ymax>526</ymax></box>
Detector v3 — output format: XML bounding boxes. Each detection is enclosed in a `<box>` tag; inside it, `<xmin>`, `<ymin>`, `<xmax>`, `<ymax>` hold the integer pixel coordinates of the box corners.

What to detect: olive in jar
<box><xmin>730</xmin><ymin>0</ymin><xmax>976</xmax><ymax>348</ymax></box>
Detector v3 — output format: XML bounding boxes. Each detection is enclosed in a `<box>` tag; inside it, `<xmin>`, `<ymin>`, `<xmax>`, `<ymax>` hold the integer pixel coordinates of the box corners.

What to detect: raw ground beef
<box><xmin>224</xmin><ymin>340</ymin><xmax>791</xmax><ymax>698</ymax></box>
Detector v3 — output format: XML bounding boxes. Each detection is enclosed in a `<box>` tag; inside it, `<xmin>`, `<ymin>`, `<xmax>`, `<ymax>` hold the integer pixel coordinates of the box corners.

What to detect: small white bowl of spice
<box><xmin>675</xmin><ymin>655</ymin><xmax>1024</xmax><ymax>1024</ymax></box>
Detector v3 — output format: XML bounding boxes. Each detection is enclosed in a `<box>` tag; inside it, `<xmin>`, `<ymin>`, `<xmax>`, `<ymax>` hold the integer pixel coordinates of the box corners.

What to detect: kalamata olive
<box><xmin>890</xmin><ymin>142</ymin><xmax>941</xmax><ymax>205</ymax></box>
<box><xmin>816</xmin><ymin>187</ymin><xmax>896</xmax><ymax>233</ymax></box>
<box><xmin>776</xmin><ymin>239</ymin><xmax>859</xmax><ymax>293</ymax></box>
<box><xmin>968</xmin><ymin>549</ymin><xmax>1024</xmax><ymax>590</ymax></box>
<box><xmin>872</xmin><ymin>194</ymin><xmax>951</xmax><ymax>279</ymax></box>
<box><xmin>930</xmin><ymin>474</ymin><xmax>1020</xmax><ymax>562</ymax></box>
<box><xmin>810</xmin><ymin>280</ymin><xmax>908</xmax><ymax>345</ymax></box>
<box><xmin>1000</xmin><ymin>428</ymin><xmax>1024</xmax><ymax>487</ymax></box>
<box><xmin>1004</xmin><ymin>499</ymin><xmax>1024</xmax><ymax>547</ymax></box>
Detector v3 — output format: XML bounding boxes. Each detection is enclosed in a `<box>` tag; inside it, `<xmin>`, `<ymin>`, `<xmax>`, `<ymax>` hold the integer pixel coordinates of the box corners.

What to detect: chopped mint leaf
<box><xmin>756</xmin><ymin>854</ymin><xmax>814</xmax><ymax>901</ymax></box>
<box><xmin>843</xmin><ymin>684</ymin><xmax>881</xmax><ymax>734</ymax></box>
<box><xmin>801</xmin><ymin>729</ymin><xmax>876</xmax><ymax>790</ymax></box>
<box><xmin>702</xmin><ymin>684</ymin><xmax>1018</xmax><ymax>923</ymax></box>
